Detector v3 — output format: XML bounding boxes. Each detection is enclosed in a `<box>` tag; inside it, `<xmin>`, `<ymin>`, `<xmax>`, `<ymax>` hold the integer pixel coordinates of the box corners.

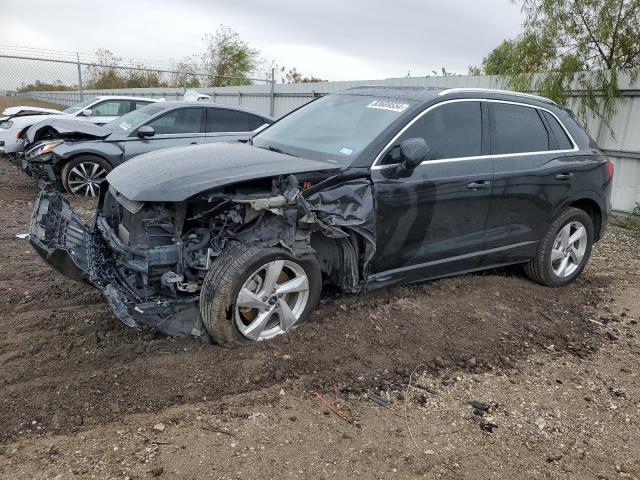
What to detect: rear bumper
<box><xmin>29</xmin><ymin>191</ymin><xmax>204</xmax><ymax>337</ymax></box>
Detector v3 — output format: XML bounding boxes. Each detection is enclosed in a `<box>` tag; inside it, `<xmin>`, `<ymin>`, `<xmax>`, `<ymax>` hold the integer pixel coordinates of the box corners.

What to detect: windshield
<box><xmin>104</xmin><ymin>103</ymin><xmax>165</xmax><ymax>131</ymax></box>
<box><xmin>63</xmin><ymin>97</ymin><xmax>98</xmax><ymax>115</ymax></box>
<box><xmin>253</xmin><ymin>94</ymin><xmax>415</xmax><ymax>164</ymax></box>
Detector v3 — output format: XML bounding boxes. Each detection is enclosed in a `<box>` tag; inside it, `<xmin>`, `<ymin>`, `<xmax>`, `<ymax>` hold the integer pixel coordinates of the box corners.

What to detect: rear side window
<box><xmin>147</xmin><ymin>108</ymin><xmax>204</xmax><ymax>134</ymax></box>
<box><xmin>385</xmin><ymin>101</ymin><xmax>482</xmax><ymax>163</ymax></box>
<box><xmin>541</xmin><ymin>110</ymin><xmax>574</xmax><ymax>150</ymax></box>
<box><xmin>489</xmin><ymin>103</ymin><xmax>550</xmax><ymax>154</ymax></box>
<box><xmin>134</xmin><ymin>101</ymin><xmax>152</xmax><ymax>110</ymax></box>
<box><xmin>207</xmin><ymin>109</ymin><xmax>252</xmax><ymax>132</ymax></box>
<box><xmin>249</xmin><ymin>114</ymin><xmax>269</xmax><ymax>130</ymax></box>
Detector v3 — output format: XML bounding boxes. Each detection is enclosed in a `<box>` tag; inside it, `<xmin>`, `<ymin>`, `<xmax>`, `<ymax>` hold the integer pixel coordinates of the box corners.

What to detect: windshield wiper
<box><xmin>259</xmin><ymin>144</ymin><xmax>298</xmax><ymax>157</ymax></box>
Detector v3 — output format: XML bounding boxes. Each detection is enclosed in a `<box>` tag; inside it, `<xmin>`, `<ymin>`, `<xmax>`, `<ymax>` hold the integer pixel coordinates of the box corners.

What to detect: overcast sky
<box><xmin>0</xmin><ymin>0</ymin><xmax>524</xmax><ymax>82</ymax></box>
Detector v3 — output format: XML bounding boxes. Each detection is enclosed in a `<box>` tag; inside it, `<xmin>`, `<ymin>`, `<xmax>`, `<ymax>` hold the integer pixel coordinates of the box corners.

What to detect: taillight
<box><xmin>605</xmin><ymin>159</ymin><xmax>614</xmax><ymax>179</ymax></box>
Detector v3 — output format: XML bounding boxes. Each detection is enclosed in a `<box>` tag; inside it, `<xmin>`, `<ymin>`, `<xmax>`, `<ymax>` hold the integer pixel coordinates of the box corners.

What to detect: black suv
<box><xmin>30</xmin><ymin>86</ymin><xmax>613</xmax><ymax>345</ymax></box>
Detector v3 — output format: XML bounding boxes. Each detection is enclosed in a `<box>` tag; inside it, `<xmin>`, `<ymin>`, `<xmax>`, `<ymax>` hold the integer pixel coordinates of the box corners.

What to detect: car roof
<box><xmin>337</xmin><ymin>86</ymin><xmax>556</xmax><ymax>108</ymax></box>
<box><xmin>94</xmin><ymin>96</ymin><xmax>162</xmax><ymax>102</ymax></box>
<box><xmin>156</xmin><ymin>101</ymin><xmax>273</xmax><ymax>119</ymax></box>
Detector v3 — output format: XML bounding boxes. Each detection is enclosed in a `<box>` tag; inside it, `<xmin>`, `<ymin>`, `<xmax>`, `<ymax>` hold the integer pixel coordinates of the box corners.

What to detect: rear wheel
<box><xmin>61</xmin><ymin>155</ymin><xmax>111</xmax><ymax>197</ymax></box>
<box><xmin>524</xmin><ymin>207</ymin><xmax>594</xmax><ymax>286</ymax></box>
<box><xmin>200</xmin><ymin>244</ymin><xmax>322</xmax><ymax>346</ymax></box>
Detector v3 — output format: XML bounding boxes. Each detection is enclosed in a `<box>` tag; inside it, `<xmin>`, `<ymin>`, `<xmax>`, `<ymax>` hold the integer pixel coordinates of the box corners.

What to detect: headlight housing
<box><xmin>0</xmin><ymin>121</ymin><xmax>13</xmax><ymax>129</ymax></box>
<box><xmin>27</xmin><ymin>140</ymin><xmax>64</xmax><ymax>160</ymax></box>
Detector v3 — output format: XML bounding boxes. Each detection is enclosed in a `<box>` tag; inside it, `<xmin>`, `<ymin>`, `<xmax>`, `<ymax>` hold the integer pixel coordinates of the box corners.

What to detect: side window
<box><xmin>541</xmin><ymin>110</ymin><xmax>574</xmax><ymax>150</ymax></box>
<box><xmin>90</xmin><ymin>100</ymin><xmax>130</xmax><ymax>117</ymax></box>
<box><xmin>489</xmin><ymin>103</ymin><xmax>550</xmax><ymax>154</ymax></box>
<box><xmin>382</xmin><ymin>101</ymin><xmax>482</xmax><ymax>164</ymax></box>
<box><xmin>134</xmin><ymin>101</ymin><xmax>152</xmax><ymax>110</ymax></box>
<box><xmin>249</xmin><ymin>114</ymin><xmax>269</xmax><ymax>131</ymax></box>
<box><xmin>207</xmin><ymin>109</ymin><xmax>251</xmax><ymax>132</ymax></box>
<box><xmin>147</xmin><ymin>108</ymin><xmax>204</xmax><ymax>134</ymax></box>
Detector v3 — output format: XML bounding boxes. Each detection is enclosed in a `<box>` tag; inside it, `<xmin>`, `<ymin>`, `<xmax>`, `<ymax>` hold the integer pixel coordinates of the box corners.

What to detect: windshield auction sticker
<box><xmin>366</xmin><ymin>100</ymin><xmax>409</xmax><ymax>113</ymax></box>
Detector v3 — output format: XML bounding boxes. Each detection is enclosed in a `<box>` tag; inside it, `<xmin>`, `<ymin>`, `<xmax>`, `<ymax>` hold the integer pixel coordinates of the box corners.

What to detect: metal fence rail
<box><xmin>0</xmin><ymin>45</ymin><xmax>274</xmax><ymax>110</ymax></box>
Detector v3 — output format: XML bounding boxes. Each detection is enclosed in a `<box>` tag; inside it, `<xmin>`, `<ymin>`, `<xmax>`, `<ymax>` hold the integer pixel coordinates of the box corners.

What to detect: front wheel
<box><xmin>199</xmin><ymin>244</ymin><xmax>322</xmax><ymax>346</ymax></box>
<box><xmin>61</xmin><ymin>155</ymin><xmax>112</xmax><ymax>197</ymax></box>
<box><xmin>524</xmin><ymin>207</ymin><xmax>594</xmax><ymax>287</ymax></box>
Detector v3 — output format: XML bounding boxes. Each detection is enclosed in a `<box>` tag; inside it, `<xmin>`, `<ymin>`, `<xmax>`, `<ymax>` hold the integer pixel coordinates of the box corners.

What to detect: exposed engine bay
<box><xmin>30</xmin><ymin>171</ymin><xmax>375</xmax><ymax>338</ymax></box>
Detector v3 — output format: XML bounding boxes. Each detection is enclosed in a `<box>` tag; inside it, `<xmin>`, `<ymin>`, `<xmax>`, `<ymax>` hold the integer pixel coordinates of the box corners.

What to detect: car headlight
<box><xmin>42</xmin><ymin>141</ymin><xmax>63</xmax><ymax>155</ymax></box>
<box><xmin>0</xmin><ymin>121</ymin><xmax>13</xmax><ymax>129</ymax></box>
<box><xmin>28</xmin><ymin>140</ymin><xmax>64</xmax><ymax>159</ymax></box>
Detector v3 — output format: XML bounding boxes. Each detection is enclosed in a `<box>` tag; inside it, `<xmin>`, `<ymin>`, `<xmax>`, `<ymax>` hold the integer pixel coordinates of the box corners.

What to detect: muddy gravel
<box><xmin>0</xmin><ymin>147</ymin><xmax>639</xmax><ymax>479</ymax></box>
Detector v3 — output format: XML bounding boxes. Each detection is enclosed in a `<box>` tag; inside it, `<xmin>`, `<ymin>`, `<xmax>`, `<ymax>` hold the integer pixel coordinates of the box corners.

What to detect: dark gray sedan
<box><xmin>23</xmin><ymin>101</ymin><xmax>273</xmax><ymax>197</ymax></box>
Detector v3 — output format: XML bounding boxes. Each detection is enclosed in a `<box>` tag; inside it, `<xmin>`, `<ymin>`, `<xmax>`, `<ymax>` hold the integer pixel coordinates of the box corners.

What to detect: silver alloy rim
<box><xmin>234</xmin><ymin>260</ymin><xmax>309</xmax><ymax>341</ymax></box>
<box><xmin>551</xmin><ymin>220</ymin><xmax>588</xmax><ymax>277</ymax></box>
<box><xmin>67</xmin><ymin>161</ymin><xmax>108</xmax><ymax>197</ymax></box>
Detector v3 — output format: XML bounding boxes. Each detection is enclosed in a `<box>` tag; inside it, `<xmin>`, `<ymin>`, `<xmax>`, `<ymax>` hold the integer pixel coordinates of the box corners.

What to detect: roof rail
<box><xmin>437</xmin><ymin>88</ymin><xmax>556</xmax><ymax>105</ymax></box>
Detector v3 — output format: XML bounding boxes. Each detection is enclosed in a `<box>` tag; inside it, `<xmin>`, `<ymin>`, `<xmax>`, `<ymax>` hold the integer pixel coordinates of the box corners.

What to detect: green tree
<box><xmin>477</xmin><ymin>0</ymin><xmax>640</xmax><ymax>126</ymax></box>
<box><xmin>202</xmin><ymin>26</ymin><xmax>261</xmax><ymax>87</ymax></box>
<box><xmin>280</xmin><ymin>67</ymin><xmax>327</xmax><ymax>83</ymax></box>
<box><xmin>17</xmin><ymin>80</ymin><xmax>74</xmax><ymax>92</ymax></box>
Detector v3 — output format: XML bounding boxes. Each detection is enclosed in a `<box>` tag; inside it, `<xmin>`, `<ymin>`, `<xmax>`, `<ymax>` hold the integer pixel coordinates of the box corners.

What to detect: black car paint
<box><xmin>106</xmin><ymin>142</ymin><xmax>339</xmax><ymax>202</ymax></box>
<box><xmin>29</xmin><ymin>86</ymin><xmax>612</xmax><ymax>337</ymax></box>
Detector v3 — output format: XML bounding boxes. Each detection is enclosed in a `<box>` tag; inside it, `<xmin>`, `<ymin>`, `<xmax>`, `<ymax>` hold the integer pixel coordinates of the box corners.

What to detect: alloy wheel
<box><xmin>551</xmin><ymin>220</ymin><xmax>588</xmax><ymax>277</ymax></box>
<box><xmin>67</xmin><ymin>161</ymin><xmax>108</xmax><ymax>197</ymax></box>
<box><xmin>234</xmin><ymin>260</ymin><xmax>310</xmax><ymax>341</ymax></box>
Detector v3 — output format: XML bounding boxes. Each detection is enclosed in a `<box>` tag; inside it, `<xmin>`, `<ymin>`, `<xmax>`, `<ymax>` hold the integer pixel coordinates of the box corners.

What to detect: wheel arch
<box><xmin>552</xmin><ymin>191</ymin><xmax>605</xmax><ymax>241</ymax></box>
<box><xmin>309</xmin><ymin>228</ymin><xmax>368</xmax><ymax>292</ymax></box>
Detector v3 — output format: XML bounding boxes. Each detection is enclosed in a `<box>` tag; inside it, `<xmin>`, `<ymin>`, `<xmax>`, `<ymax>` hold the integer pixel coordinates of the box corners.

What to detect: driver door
<box><xmin>369</xmin><ymin>100</ymin><xmax>493</xmax><ymax>285</ymax></box>
<box><xmin>123</xmin><ymin>107</ymin><xmax>206</xmax><ymax>160</ymax></box>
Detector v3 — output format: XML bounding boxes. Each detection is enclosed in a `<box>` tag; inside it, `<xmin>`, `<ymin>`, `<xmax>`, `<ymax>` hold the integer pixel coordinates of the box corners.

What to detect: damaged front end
<box><xmin>29</xmin><ymin>171</ymin><xmax>376</xmax><ymax>338</ymax></box>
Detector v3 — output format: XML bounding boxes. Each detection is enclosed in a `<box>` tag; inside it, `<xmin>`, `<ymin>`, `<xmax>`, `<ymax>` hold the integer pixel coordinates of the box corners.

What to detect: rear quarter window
<box><xmin>541</xmin><ymin>110</ymin><xmax>574</xmax><ymax>150</ymax></box>
<box><xmin>249</xmin><ymin>114</ymin><xmax>269</xmax><ymax>130</ymax></box>
<box><xmin>489</xmin><ymin>102</ymin><xmax>550</xmax><ymax>154</ymax></box>
<box><xmin>207</xmin><ymin>109</ymin><xmax>251</xmax><ymax>132</ymax></box>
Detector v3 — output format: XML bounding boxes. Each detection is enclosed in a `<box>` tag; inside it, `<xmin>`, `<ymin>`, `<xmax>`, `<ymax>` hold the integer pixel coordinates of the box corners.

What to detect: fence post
<box><xmin>76</xmin><ymin>52</ymin><xmax>84</xmax><ymax>101</ymax></box>
<box><xmin>269</xmin><ymin>67</ymin><xmax>275</xmax><ymax>117</ymax></box>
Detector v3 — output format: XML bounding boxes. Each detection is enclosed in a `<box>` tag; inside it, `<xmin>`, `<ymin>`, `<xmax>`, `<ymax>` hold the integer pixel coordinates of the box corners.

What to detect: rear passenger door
<box><xmin>123</xmin><ymin>107</ymin><xmax>205</xmax><ymax>160</ymax></box>
<box><xmin>370</xmin><ymin>100</ymin><xmax>493</xmax><ymax>284</ymax></box>
<box><xmin>205</xmin><ymin>108</ymin><xmax>268</xmax><ymax>143</ymax></box>
<box><xmin>481</xmin><ymin>101</ymin><xmax>578</xmax><ymax>266</ymax></box>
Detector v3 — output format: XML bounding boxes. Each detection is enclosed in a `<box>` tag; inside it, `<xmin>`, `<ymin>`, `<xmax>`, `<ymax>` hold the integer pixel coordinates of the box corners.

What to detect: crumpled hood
<box><xmin>107</xmin><ymin>142</ymin><xmax>340</xmax><ymax>202</ymax></box>
<box><xmin>25</xmin><ymin>118</ymin><xmax>112</xmax><ymax>144</ymax></box>
<box><xmin>2</xmin><ymin>105</ymin><xmax>62</xmax><ymax>117</ymax></box>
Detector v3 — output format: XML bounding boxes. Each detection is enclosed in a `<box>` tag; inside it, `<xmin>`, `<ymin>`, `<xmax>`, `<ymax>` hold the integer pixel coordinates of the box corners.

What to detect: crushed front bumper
<box><xmin>29</xmin><ymin>191</ymin><xmax>205</xmax><ymax>337</ymax></box>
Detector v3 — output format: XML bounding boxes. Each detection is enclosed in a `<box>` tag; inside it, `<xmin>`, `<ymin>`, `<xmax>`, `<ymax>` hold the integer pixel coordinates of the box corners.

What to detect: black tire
<box><xmin>200</xmin><ymin>244</ymin><xmax>322</xmax><ymax>346</ymax></box>
<box><xmin>524</xmin><ymin>207</ymin><xmax>594</xmax><ymax>287</ymax></box>
<box><xmin>61</xmin><ymin>155</ymin><xmax>112</xmax><ymax>197</ymax></box>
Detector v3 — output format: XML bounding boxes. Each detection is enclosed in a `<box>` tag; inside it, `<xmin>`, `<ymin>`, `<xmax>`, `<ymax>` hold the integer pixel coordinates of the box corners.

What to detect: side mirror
<box><xmin>81</xmin><ymin>109</ymin><xmax>93</xmax><ymax>117</ymax></box>
<box><xmin>137</xmin><ymin>125</ymin><xmax>155</xmax><ymax>138</ymax></box>
<box><xmin>399</xmin><ymin>138</ymin><xmax>429</xmax><ymax>170</ymax></box>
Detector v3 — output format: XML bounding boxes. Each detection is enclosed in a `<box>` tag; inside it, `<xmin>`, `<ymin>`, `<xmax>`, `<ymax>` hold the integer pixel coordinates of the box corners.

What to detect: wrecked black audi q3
<box><xmin>30</xmin><ymin>86</ymin><xmax>613</xmax><ymax>345</ymax></box>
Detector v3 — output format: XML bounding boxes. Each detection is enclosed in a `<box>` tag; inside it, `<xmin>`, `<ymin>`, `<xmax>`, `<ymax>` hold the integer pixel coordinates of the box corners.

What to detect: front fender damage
<box><xmin>29</xmin><ymin>172</ymin><xmax>377</xmax><ymax>337</ymax></box>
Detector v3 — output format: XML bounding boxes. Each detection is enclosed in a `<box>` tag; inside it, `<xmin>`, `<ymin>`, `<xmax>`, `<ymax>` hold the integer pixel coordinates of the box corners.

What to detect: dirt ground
<box><xmin>0</xmin><ymin>96</ymin><xmax>63</xmax><ymax>112</ymax></box>
<box><xmin>0</xmin><ymin>154</ymin><xmax>638</xmax><ymax>479</ymax></box>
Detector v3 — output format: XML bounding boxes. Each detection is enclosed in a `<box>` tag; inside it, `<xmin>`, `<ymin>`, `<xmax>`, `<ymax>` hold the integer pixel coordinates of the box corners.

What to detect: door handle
<box><xmin>190</xmin><ymin>142</ymin><xmax>198</xmax><ymax>145</ymax></box>
<box><xmin>555</xmin><ymin>173</ymin><xmax>573</xmax><ymax>180</ymax></box>
<box><xmin>467</xmin><ymin>180</ymin><xmax>491</xmax><ymax>190</ymax></box>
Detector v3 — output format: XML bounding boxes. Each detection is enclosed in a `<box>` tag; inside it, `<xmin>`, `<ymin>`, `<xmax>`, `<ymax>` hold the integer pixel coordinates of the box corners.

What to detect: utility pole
<box><xmin>269</xmin><ymin>67</ymin><xmax>275</xmax><ymax>117</ymax></box>
<box><xmin>76</xmin><ymin>52</ymin><xmax>84</xmax><ymax>101</ymax></box>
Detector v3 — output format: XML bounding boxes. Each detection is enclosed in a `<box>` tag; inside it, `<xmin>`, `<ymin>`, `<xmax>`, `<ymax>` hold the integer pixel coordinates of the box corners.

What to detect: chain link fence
<box><xmin>0</xmin><ymin>45</ymin><xmax>274</xmax><ymax>107</ymax></box>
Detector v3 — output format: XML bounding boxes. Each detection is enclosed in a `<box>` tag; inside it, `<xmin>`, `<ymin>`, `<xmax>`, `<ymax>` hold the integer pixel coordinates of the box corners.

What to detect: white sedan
<box><xmin>0</xmin><ymin>96</ymin><xmax>161</xmax><ymax>154</ymax></box>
